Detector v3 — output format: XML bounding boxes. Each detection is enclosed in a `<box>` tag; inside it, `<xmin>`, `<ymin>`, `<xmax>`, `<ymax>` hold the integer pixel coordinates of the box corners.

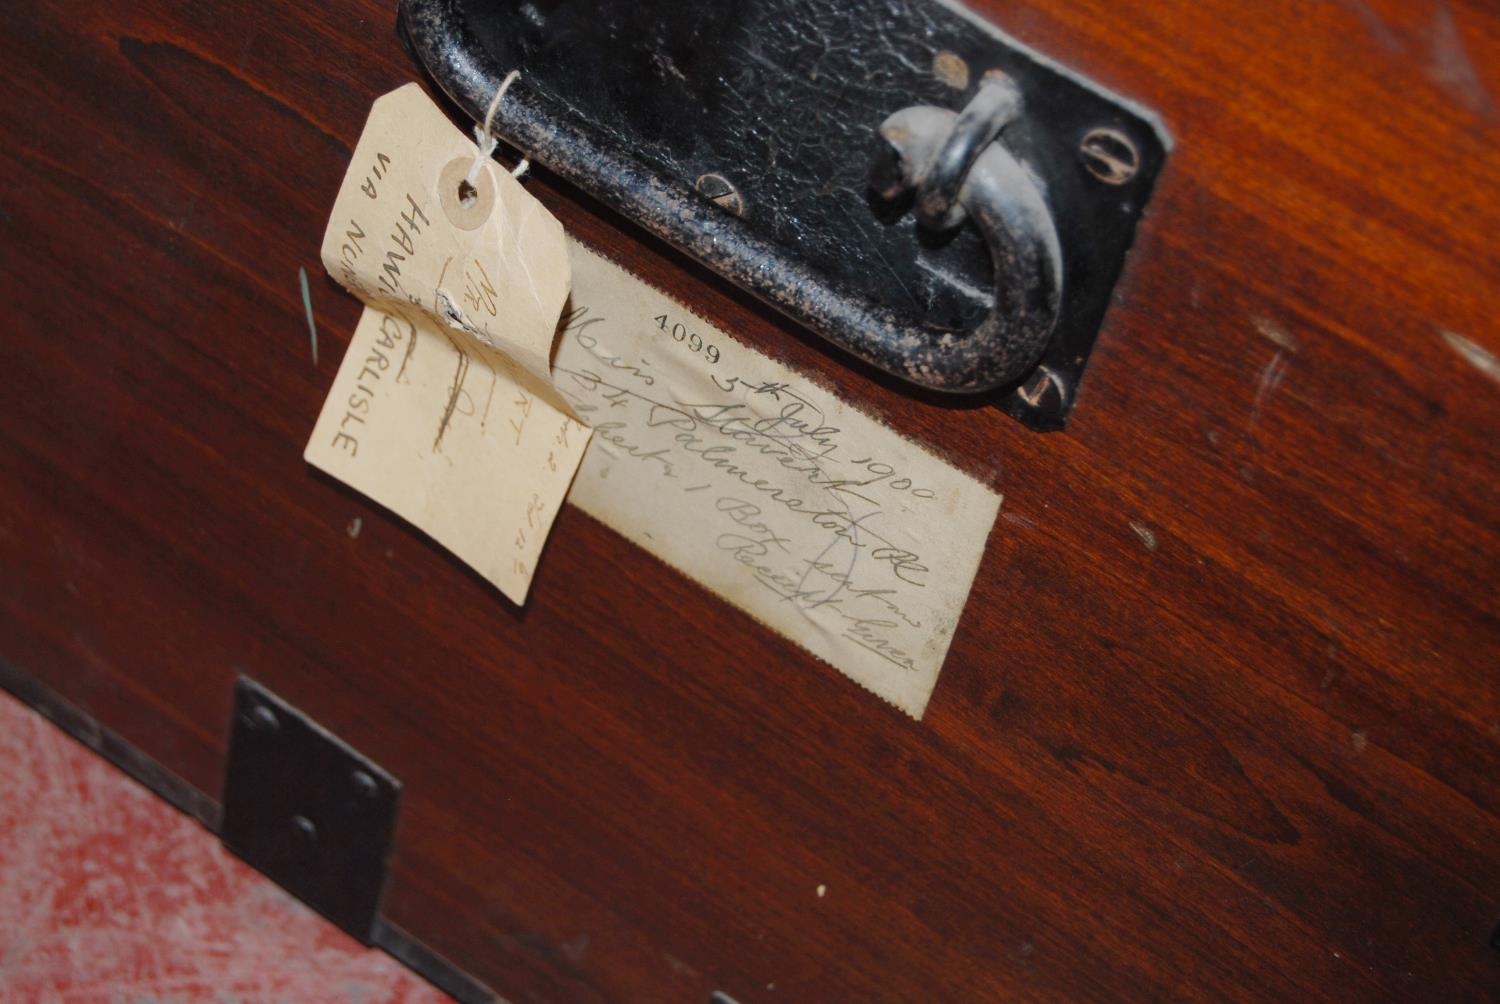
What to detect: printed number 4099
<box><xmin>654</xmin><ymin>314</ymin><xmax>720</xmax><ymax>364</ymax></box>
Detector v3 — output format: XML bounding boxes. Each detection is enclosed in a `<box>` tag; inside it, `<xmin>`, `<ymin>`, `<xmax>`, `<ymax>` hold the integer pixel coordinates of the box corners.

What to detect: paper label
<box><xmin>305</xmin><ymin>84</ymin><xmax>589</xmax><ymax>603</ymax></box>
<box><xmin>556</xmin><ymin>245</ymin><xmax>1002</xmax><ymax>718</ymax></box>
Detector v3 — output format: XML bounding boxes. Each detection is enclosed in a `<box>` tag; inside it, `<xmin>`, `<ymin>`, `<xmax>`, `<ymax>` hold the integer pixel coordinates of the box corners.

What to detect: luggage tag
<box><xmin>305</xmin><ymin>82</ymin><xmax>588</xmax><ymax>604</ymax></box>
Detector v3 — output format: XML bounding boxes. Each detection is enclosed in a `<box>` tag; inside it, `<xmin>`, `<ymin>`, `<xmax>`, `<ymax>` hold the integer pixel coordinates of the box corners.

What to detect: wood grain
<box><xmin>2</xmin><ymin>1</ymin><xmax>1497</xmax><ymax>1000</ymax></box>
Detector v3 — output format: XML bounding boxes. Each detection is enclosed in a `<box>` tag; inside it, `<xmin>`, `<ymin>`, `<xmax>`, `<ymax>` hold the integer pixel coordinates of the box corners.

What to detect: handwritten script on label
<box><xmin>559</xmin><ymin>246</ymin><xmax>1002</xmax><ymax>718</ymax></box>
<box><xmin>305</xmin><ymin>84</ymin><xmax>588</xmax><ymax>604</ymax></box>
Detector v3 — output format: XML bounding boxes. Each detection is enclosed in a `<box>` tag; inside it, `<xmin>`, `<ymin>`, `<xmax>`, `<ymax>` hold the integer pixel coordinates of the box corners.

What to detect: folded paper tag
<box><xmin>305</xmin><ymin>83</ymin><xmax>589</xmax><ymax>603</ymax></box>
<box><xmin>557</xmin><ymin>245</ymin><xmax>1002</xmax><ymax>718</ymax></box>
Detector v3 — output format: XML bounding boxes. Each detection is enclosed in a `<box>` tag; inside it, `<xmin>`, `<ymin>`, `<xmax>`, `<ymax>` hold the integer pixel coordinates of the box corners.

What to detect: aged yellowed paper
<box><xmin>305</xmin><ymin>84</ymin><xmax>588</xmax><ymax>604</ymax></box>
<box><xmin>306</xmin><ymin>307</ymin><xmax>587</xmax><ymax>603</ymax></box>
<box><xmin>557</xmin><ymin>245</ymin><xmax>1002</xmax><ymax>718</ymax></box>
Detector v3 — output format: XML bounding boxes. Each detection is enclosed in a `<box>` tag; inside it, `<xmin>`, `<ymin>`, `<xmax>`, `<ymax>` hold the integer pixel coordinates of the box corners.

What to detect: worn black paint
<box><xmin>399</xmin><ymin>0</ymin><xmax>1167</xmax><ymax>427</ymax></box>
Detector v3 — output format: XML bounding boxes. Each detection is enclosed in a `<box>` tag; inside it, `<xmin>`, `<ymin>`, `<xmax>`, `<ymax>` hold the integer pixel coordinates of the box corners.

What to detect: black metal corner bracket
<box><xmin>398</xmin><ymin>0</ymin><xmax>1169</xmax><ymax>429</ymax></box>
<box><xmin>221</xmin><ymin>677</ymin><xmax>401</xmax><ymax>943</ymax></box>
<box><xmin>1</xmin><ymin>662</ymin><xmax>492</xmax><ymax>1000</ymax></box>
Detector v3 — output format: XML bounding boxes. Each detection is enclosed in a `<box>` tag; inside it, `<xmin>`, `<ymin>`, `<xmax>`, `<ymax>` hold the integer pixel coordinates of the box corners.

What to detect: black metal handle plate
<box><xmin>399</xmin><ymin>0</ymin><xmax>1168</xmax><ymax>429</ymax></box>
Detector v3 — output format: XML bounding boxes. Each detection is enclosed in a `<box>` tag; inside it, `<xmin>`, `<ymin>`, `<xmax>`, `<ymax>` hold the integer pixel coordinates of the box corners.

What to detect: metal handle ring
<box><xmin>873</xmin><ymin>74</ymin><xmax>1064</xmax><ymax>389</ymax></box>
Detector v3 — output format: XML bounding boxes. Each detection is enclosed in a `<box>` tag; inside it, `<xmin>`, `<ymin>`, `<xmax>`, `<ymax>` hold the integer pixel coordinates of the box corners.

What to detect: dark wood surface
<box><xmin>4</xmin><ymin>1</ymin><xmax>1499</xmax><ymax>1000</ymax></box>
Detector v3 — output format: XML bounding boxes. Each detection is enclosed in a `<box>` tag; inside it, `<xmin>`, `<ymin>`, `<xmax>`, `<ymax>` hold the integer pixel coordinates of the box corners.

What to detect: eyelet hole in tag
<box><xmin>439</xmin><ymin>156</ymin><xmax>495</xmax><ymax>231</ymax></box>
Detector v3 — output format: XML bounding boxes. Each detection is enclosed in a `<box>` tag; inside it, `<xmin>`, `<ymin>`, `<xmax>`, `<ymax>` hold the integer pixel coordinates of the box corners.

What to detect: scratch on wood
<box><xmin>299</xmin><ymin>267</ymin><xmax>318</xmax><ymax>366</ymax></box>
<box><xmin>1338</xmin><ymin>0</ymin><xmax>1495</xmax><ymax>118</ymax></box>
<box><xmin>1129</xmin><ymin>520</ymin><xmax>1159</xmax><ymax>552</ymax></box>
<box><xmin>1248</xmin><ymin>321</ymin><xmax>1297</xmax><ymax>428</ymax></box>
<box><xmin>1427</xmin><ymin>3</ymin><xmax>1497</xmax><ymax>119</ymax></box>
<box><xmin>1253</xmin><ymin>317</ymin><xmax>1300</xmax><ymax>354</ymax></box>
<box><xmin>1442</xmin><ymin>330</ymin><xmax>1500</xmax><ymax>386</ymax></box>
<box><xmin>1251</xmin><ymin>353</ymin><xmax>1292</xmax><ymax>428</ymax></box>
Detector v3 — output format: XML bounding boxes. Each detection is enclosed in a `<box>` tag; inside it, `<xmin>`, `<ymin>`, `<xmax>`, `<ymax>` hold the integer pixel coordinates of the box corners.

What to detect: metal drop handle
<box><xmin>872</xmin><ymin>72</ymin><xmax>1064</xmax><ymax>390</ymax></box>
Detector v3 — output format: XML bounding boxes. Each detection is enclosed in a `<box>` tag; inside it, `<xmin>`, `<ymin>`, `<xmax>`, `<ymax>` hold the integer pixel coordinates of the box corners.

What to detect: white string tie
<box><xmin>465</xmin><ymin>69</ymin><xmax>531</xmax><ymax>186</ymax></box>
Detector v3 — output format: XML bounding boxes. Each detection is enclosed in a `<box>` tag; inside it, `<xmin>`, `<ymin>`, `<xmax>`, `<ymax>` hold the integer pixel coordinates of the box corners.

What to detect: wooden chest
<box><xmin>3</xmin><ymin>1</ymin><xmax>1498</xmax><ymax>1000</ymax></box>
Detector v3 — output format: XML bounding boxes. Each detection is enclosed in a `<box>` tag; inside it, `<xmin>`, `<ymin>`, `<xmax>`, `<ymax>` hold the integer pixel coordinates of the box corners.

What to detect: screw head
<box><xmin>1017</xmin><ymin>366</ymin><xmax>1068</xmax><ymax>409</ymax></box>
<box><xmin>240</xmin><ymin>704</ymin><xmax>279</xmax><ymax>732</ymax></box>
<box><xmin>694</xmin><ymin>173</ymin><xmax>746</xmax><ymax>216</ymax></box>
<box><xmin>291</xmin><ymin>815</ymin><xmax>318</xmax><ymax>843</ymax></box>
<box><xmin>1080</xmin><ymin>128</ymin><xmax>1140</xmax><ymax>185</ymax></box>
<box><xmin>351</xmin><ymin>771</ymin><xmax>379</xmax><ymax>799</ymax></box>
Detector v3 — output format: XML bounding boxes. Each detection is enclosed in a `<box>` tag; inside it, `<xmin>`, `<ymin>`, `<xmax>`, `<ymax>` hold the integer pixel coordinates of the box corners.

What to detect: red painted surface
<box><xmin>0</xmin><ymin>690</ymin><xmax>451</xmax><ymax>1003</ymax></box>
